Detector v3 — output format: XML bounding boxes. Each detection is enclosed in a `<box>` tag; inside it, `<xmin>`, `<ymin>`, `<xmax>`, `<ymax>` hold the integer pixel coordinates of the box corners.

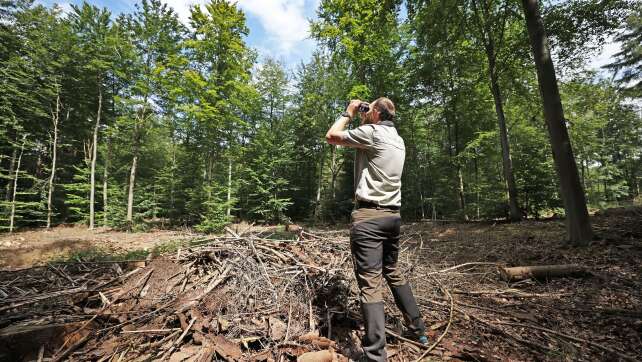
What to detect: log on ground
<box><xmin>500</xmin><ymin>264</ymin><xmax>588</xmax><ymax>282</ymax></box>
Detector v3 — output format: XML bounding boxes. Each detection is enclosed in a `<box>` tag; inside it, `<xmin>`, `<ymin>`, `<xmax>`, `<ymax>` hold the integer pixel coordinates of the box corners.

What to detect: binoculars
<box><xmin>358</xmin><ymin>102</ymin><xmax>370</xmax><ymax>113</ymax></box>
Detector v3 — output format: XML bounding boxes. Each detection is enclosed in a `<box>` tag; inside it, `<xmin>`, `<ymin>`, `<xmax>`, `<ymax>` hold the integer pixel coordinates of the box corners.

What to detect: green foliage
<box><xmin>64</xmin><ymin>163</ymin><xmax>92</xmax><ymax>224</ymax></box>
<box><xmin>0</xmin><ymin>0</ymin><xmax>639</xmax><ymax>233</ymax></box>
<box><xmin>606</xmin><ymin>5</ymin><xmax>642</xmax><ymax>90</ymax></box>
<box><xmin>195</xmin><ymin>183</ymin><xmax>233</xmax><ymax>234</ymax></box>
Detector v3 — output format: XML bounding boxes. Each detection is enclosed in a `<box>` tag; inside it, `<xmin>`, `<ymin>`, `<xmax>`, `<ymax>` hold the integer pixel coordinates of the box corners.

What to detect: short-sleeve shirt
<box><xmin>343</xmin><ymin>122</ymin><xmax>405</xmax><ymax>207</ymax></box>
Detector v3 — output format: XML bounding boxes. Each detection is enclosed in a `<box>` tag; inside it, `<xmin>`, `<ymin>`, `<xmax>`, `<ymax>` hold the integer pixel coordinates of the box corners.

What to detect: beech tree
<box><xmin>521</xmin><ymin>0</ymin><xmax>592</xmax><ymax>244</ymax></box>
<box><xmin>0</xmin><ymin>0</ymin><xmax>638</xmax><ymax>233</ymax></box>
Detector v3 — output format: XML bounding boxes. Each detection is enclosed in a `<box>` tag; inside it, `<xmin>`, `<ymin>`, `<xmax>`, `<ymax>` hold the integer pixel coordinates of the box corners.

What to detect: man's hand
<box><xmin>326</xmin><ymin>99</ymin><xmax>363</xmax><ymax>147</ymax></box>
<box><xmin>346</xmin><ymin>99</ymin><xmax>361</xmax><ymax>119</ymax></box>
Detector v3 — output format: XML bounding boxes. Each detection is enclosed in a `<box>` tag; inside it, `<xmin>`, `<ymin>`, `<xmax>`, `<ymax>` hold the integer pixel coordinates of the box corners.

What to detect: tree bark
<box><xmin>313</xmin><ymin>150</ymin><xmax>325</xmax><ymax>222</ymax></box>
<box><xmin>500</xmin><ymin>264</ymin><xmax>587</xmax><ymax>282</ymax></box>
<box><xmin>103</xmin><ymin>136</ymin><xmax>111</xmax><ymax>226</ymax></box>
<box><xmin>126</xmin><ymin>155</ymin><xmax>137</xmax><ymax>224</ymax></box>
<box><xmin>126</xmin><ymin>103</ymin><xmax>146</xmax><ymax>226</ymax></box>
<box><xmin>453</xmin><ymin>109</ymin><xmax>469</xmax><ymax>221</ymax></box>
<box><xmin>47</xmin><ymin>89</ymin><xmax>66</xmax><ymax>229</ymax></box>
<box><xmin>472</xmin><ymin>0</ymin><xmax>522</xmax><ymax>221</ymax></box>
<box><xmin>226</xmin><ymin>158</ymin><xmax>232</xmax><ymax>217</ymax></box>
<box><xmin>9</xmin><ymin>135</ymin><xmax>26</xmax><ymax>233</ymax></box>
<box><xmin>488</xmin><ymin>70</ymin><xmax>522</xmax><ymax>221</ymax></box>
<box><xmin>89</xmin><ymin>80</ymin><xmax>102</xmax><ymax>230</ymax></box>
<box><xmin>521</xmin><ymin>0</ymin><xmax>593</xmax><ymax>245</ymax></box>
<box><xmin>5</xmin><ymin>147</ymin><xmax>16</xmax><ymax>201</ymax></box>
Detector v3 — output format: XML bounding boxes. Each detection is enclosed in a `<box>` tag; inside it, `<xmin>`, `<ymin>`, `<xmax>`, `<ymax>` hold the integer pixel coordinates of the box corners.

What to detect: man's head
<box><xmin>361</xmin><ymin>97</ymin><xmax>396</xmax><ymax>124</ymax></box>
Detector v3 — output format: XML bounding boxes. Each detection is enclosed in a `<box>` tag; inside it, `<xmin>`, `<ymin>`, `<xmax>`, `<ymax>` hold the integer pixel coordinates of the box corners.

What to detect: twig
<box><xmin>426</xmin><ymin>262</ymin><xmax>501</xmax><ymax>275</ymax></box>
<box><xmin>248</xmin><ymin>239</ymin><xmax>278</xmax><ymax>301</ymax></box>
<box><xmin>414</xmin><ymin>276</ymin><xmax>454</xmax><ymax>361</ymax></box>
<box><xmin>0</xmin><ymin>286</ymin><xmax>87</xmax><ymax>312</ymax></box>
<box><xmin>285</xmin><ymin>302</ymin><xmax>292</xmax><ymax>341</ymax></box>
<box><xmin>163</xmin><ymin>317</ymin><xmax>197</xmax><ymax>359</ymax></box>
<box><xmin>52</xmin><ymin>332</ymin><xmax>91</xmax><ymax>362</ymax></box>
<box><xmin>121</xmin><ymin>328</ymin><xmax>182</xmax><ymax>334</ymax></box>
<box><xmin>496</xmin><ymin>321</ymin><xmax>637</xmax><ymax>361</ymax></box>
<box><xmin>37</xmin><ymin>345</ymin><xmax>44</xmax><ymax>362</ymax></box>
<box><xmin>418</xmin><ymin>298</ymin><xmax>553</xmax><ymax>353</ymax></box>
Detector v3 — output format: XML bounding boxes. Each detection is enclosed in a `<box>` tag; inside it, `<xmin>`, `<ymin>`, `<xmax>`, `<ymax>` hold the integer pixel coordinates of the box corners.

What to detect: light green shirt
<box><xmin>344</xmin><ymin>123</ymin><xmax>405</xmax><ymax>207</ymax></box>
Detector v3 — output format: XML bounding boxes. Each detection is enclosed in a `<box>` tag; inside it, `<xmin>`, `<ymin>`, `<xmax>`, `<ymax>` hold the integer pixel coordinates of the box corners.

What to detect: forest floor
<box><xmin>0</xmin><ymin>208</ymin><xmax>640</xmax><ymax>361</ymax></box>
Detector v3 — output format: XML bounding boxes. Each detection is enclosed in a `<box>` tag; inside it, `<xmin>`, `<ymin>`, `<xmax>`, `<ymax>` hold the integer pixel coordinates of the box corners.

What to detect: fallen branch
<box><xmin>500</xmin><ymin>264</ymin><xmax>588</xmax><ymax>282</ymax></box>
<box><xmin>0</xmin><ymin>286</ymin><xmax>87</xmax><ymax>312</ymax></box>
<box><xmin>414</xmin><ymin>276</ymin><xmax>454</xmax><ymax>361</ymax></box>
<box><xmin>427</xmin><ymin>262</ymin><xmax>501</xmax><ymax>275</ymax></box>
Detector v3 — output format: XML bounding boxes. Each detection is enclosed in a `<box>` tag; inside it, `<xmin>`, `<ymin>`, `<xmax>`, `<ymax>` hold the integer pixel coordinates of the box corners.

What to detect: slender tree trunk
<box><xmin>331</xmin><ymin>146</ymin><xmax>337</xmax><ymax>200</ymax></box>
<box><xmin>5</xmin><ymin>147</ymin><xmax>16</xmax><ymax>201</ymax></box>
<box><xmin>475</xmin><ymin>156</ymin><xmax>480</xmax><ymax>220</ymax></box>
<box><xmin>521</xmin><ymin>0</ymin><xmax>593</xmax><ymax>245</ymax></box>
<box><xmin>47</xmin><ymin>90</ymin><xmax>61</xmax><ymax>229</ymax></box>
<box><xmin>103</xmin><ymin>136</ymin><xmax>111</xmax><ymax>226</ymax></box>
<box><xmin>126</xmin><ymin>155</ymin><xmax>137</xmax><ymax>224</ymax></box>
<box><xmin>313</xmin><ymin>150</ymin><xmax>325</xmax><ymax>222</ymax></box>
<box><xmin>90</xmin><ymin>81</ymin><xmax>102</xmax><ymax>230</ymax></box>
<box><xmin>9</xmin><ymin>135</ymin><xmax>26</xmax><ymax>233</ymax></box>
<box><xmin>453</xmin><ymin>109</ymin><xmax>469</xmax><ymax>221</ymax></box>
<box><xmin>472</xmin><ymin>0</ymin><xmax>522</xmax><ymax>221</ymax></box>
<box><xmin>127</xmin><ymin>104</ymin><xmax>146</xmax><ymax>226</ymax></box>
<box><xmin>488</xmin><ymin>69</ymin><xmax>522</xmax><ymax>221</ymax></box>
<box><xmin>170</xmin><ymin>145</ymin><xmax>176</xmax><ymax>213</ymax></box>
<box><xmin>226</xmin><ymin>158</ymin><xmax>232</xmax><ymax>217</ymax></box>
<box><xmin>458</xmin><ymin>168</ymin><xmax>468</xmax><ymax>221</ymax></box>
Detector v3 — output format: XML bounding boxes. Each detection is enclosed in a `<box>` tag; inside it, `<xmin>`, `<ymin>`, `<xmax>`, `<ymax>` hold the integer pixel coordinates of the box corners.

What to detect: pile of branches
<box><xmin>0</xmin><ymin>229</ymin><xmax>376</xmax><ymax>361</ymax></box>
<box><xmin>3</xmin><ymin>221</ymin><xmax>639</xmax><ymax>361</ymax></box>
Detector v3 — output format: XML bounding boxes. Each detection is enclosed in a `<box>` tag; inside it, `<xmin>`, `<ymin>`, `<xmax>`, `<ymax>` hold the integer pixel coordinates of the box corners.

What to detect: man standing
<box><xmin>326</xmin><ymin>98</ymin><xmax>427</xmax><ymax>361</ymax></box>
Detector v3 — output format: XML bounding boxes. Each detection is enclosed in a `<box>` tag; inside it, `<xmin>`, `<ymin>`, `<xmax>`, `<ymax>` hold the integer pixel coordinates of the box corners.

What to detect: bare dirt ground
<box><xmin>0</xmin><ymin>209</ymin><xmax>640</xmax><ymax>361</ymax></box>
<box><xmin>0</xmin><ymin>222</ymin><xmax>269</xmax><ymax>270</ymax></box>
<box><xmin>0</xmin><ymin>226</ymin><xmax>197</xmax><ymax>270</ymax></box>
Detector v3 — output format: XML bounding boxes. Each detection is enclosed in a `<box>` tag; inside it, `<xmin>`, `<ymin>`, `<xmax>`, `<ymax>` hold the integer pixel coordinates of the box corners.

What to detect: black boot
<box><xmin>361</xmin><ymin>301</ymin><xmax>386</xmax><ymax>362</ymax></box>
<box><xmin>391</xmin><ymin>283</ymin><xmax>426</xmax><ymax>338</ymax></box>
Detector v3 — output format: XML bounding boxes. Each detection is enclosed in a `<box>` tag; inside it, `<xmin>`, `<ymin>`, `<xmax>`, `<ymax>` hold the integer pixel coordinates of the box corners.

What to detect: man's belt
<box><xmin>356</xmin><ymin>200</ymin><xmax>400</xmax><ymax>211</ymax></box>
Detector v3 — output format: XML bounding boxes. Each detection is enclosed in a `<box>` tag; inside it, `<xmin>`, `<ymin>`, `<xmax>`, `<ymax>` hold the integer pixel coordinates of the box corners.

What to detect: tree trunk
<box><xmin>89</xmin><ymin>81</ymin><xmax>102</xmax><ymax>230</ymax></box>
<box><xmin>457</xmin><ymin>168</ymin><xmax>468</xmax><ymax>221</ymax></box>
<box><xmin>474</xmin><ymin>152</ymin><xmax>480</xmax><ymax>220</ymax></box>
<box><xmin>500</xmin><ymin>264</ymin><xmax>587</xmax><ymax>282</ymax></box>
<box><xmin>227</xmin><ymin>158</ymin><xmax>232</xmax><ymax>217</ymax></box>
<box><xmin>331</xmin><ymin>146</ymin><xmax>337</xmax><ymax>200</ymax></box>
<box><xmin>126</xmin><ymin>104</ymin><xmax>146</xmax><ymax>226</ymax></box>
<box><xmin>313</xmin><ymin>150</ymin><xmax>325</xmax><ymax>222</ymax></box>
<box><xmin>103</xmin><ymin>136</ymin><xmax>111</xmax><ymax>227</ymax></box>
<box><xmin>47</xmin><ymin>90</ymin><xmax>61</xmax><ymax>229</ymax></box>
<box><xmin>126</xmin><ymin>155</ymin><xmax>137</xmax><ymax>224</ymax></box>
<box><xmin>488</xmin><ymin>69</ymin><xmax>522</xmax><ymax>221</ymax></box>
<box><xmin>472</xmin><ymin>0</ymin><xmax>522</xmax><ymax>221</ymax></box>
<box><xmin>453</xmin><ymin>109</ymin><xmax>469</xmax><ymax>221</ymax></box>
<box><xmin>9</xmin><ymin>135</ymin><xmax>26</xmax><ymax>233</ymax></box>
<box><xmin>521</xmin><ymin>0</ymin><xmax>593</xmax><ymax>245</ymax></box>
<box><xmin>5</xmin><ymin>147</ymin><xmax>16</xmax><ymax>201</ymax></box>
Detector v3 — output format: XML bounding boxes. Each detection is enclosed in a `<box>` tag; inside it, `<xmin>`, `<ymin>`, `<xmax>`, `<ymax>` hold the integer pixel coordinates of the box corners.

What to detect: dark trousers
<box><xmin>350</xmin><ymin>208</ymin><xmax>406</xmax><ymax>302</ymax></box>
<box><xmin>350</xmin><ymin>208</ymin><xmax>426</xmax><ymax>361</ymax></box>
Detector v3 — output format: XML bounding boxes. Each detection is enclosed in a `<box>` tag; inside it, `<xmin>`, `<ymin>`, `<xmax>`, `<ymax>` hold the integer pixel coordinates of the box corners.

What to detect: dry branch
<box><xmin>500</xmin><ymin>264</ymin><xmax>588</xmax><ymax>282</ymax></box>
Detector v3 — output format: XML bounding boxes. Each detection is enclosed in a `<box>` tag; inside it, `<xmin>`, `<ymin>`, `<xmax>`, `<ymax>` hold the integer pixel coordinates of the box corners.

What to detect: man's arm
<box><xmin>325</xmin><ymin>100</ymin><xmax>364</xmax><ymax>148</ymax></box>
<box><xmin>325</xmin><ymin>115</ymin><xmax>354</xmax><ymax>147</ymax></box>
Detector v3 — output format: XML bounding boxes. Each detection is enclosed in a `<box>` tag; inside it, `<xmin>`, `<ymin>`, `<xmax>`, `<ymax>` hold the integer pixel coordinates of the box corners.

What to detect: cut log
<box><xmin>500</xmin><ymin>264</ymin><xmax>587</xmax><ymax>282</ymax></box>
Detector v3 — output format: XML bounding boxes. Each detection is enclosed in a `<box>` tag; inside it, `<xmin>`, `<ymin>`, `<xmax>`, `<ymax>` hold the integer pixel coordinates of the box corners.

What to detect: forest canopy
<box><xmin>0</xmin><ymin>0</ymin><xmax>640</xmax><ymax>233</ymax></box>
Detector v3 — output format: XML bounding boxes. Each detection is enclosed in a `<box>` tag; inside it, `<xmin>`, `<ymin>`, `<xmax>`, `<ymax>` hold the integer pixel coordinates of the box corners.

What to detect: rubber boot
<box><xmin>361</xmin><ymin>301</ymin><xmax>386</xmax><ymax>362</ymax></box>
<box><xmin>391</xmin><ymin>283</ymin><xmax>426</xmax><ymax>339</ymax></box>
